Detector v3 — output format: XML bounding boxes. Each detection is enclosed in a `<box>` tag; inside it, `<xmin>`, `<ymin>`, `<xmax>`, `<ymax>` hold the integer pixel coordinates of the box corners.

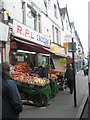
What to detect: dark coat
<box><xmin>2</xmin><ymin>78</ymin><xmax>23</xmax><ymax>119</ymax></box>
<box><xmin>39</xmin><ymin>68</ymin><xmax>48</xmax><ymax>79</ymax></box>
<box><xmin>65</xmin><ymin>67</ymin><xmax>74</xmax><ymax>90</ymax></box>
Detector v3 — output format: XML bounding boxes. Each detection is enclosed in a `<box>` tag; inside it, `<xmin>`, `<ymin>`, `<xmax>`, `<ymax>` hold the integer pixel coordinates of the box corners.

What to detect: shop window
<box><xmin>42</xmin><ymin>55</ymin><xmax>49</xmax><ymax>65</ymax></box>
<box><xmin>30</xmin><ymin>55</ymin><xmax>36</xmax><ymax>70</ymax></box>
<box><xmin>27</xmin><ymin>4</ymin><xmax>36</xmax><ymax>30</ymax></box>
<box><xmin>17</xmin><ymin>55</ymin><xmax>24</xmax><ymax>62</ymax></box>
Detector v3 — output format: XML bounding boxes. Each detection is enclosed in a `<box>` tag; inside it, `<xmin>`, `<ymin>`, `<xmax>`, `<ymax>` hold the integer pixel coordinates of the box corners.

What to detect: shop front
<box><xmin>50</xmin><ymin>43</ymin><xmax>67</xmax><ymax>73</ymax></box>
<box><xmin>10</xmin><ymin>19</ymin><xmax>54</xmax><ymax>106</ymax></box>
<box><xmin>10</xmin><ymin>19</ymin><xmax>52</xmax><ymax>67</ymax></box>
<box><xmin>46</xmin><ymin>43</ymin><xmax>67</xmax><ymax>91</ymax></box>
<box><xmin>0</xmin><ymin>22</ymin><xmax>9</xmax><ymax>63</ymax></box>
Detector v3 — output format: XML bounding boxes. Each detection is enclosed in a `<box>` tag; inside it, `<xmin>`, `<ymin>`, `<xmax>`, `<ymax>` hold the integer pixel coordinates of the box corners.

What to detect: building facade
<box><xmin>0</xmin><ymin>0</ymin><xmax>85</xmax><ymax>73</ymax></box>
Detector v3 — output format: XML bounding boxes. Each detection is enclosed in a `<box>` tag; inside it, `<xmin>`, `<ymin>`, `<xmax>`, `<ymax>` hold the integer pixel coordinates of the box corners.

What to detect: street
<box><xmin>19</xmin><ymin>71</ymin><xmax>88</xmax><ymax>118</ymax></box>
<box><xmin>81</xmin><ymin>100</ymin><xmax>89</xmax><ymax>119</ymax></box>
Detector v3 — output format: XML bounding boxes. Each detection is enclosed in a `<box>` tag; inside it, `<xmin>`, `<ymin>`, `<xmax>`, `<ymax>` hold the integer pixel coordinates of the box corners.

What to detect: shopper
<box><xmin>1</xmin><ymin>62</ymin><xmax>23</xmax><ymax>120</ymax></box>
<box><xmin>64</xmin><ymin>64</ymin><xmax>74</xmax><ymax>94</ymax></box>
<box><xmin>39</xmin><ymin>64</ymin><xmax>48</xmax><ymax>79</ymax></box>
<box><xmin>82</xmin><ymin>65</ymin><xmax>87</xmax><ymax>76</ymax></box>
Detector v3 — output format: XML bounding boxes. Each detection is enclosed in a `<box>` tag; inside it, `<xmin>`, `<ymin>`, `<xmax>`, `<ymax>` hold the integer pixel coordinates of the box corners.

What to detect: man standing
<box><xmin>65</xmin><ymin>64</ymin><xmax>74</xmax><ymax>94</ymax></box>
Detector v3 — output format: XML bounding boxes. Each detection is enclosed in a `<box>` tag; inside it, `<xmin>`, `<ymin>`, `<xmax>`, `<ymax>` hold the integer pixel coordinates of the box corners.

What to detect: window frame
<box><xmin>55</xmin><ymin>27</ymin><xmax>58</xmax><ymax>44</ymax></box>
<box><xmin>52</xmin><ymin>25</ymin><xmax>55</xmax><ymax>43</ymax></box>
<box><xmin>27</xmin><ymin>4</ymin><xmax>37</xmax><ymax>30</ymax></box>
<box><xmin>22</xmin><ymin>2</ymin><xmax>25</xmax><ymax>24</ymax></box>
<box><xmin>54</xmin><ymin>4</ymin><xmax>57</xmax><ymax>18</ymax></box>
<box><xmin>38</xmin><ymin>14</ymin><xmax>41</xmax><ymax>32</ymax></box>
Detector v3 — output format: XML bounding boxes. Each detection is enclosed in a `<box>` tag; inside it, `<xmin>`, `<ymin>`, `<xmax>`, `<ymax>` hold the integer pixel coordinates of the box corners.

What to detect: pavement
<box><xmin>19</xmin><ymin>70</ymin><xmax>88</xmax><ymax>119</ymax></box>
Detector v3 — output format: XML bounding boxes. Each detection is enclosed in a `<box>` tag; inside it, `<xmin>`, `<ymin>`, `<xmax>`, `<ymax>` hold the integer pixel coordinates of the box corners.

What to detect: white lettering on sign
<box><xmin>12</xmin><ymin>20</ymin><xmax>50</xmax><ymax>48</ymax></box>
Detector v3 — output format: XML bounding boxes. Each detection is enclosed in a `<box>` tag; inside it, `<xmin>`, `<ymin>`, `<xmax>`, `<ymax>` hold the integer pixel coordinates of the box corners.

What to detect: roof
<box><xmin>75</xmin><ymin>32</ymin><xmax>84</xmax><ymax>54</ymax></box>
<box><xmin>60</xmin><ymin>7</ymin><xmax>66</xmax><ymax>16</ymax></box>
<box><xmin>60</xmin><ymin>6</ymin><xmax>71</xmax><ymax>28</ymax></box>
<box><xmin>70</xmin><ymin>22</ymin><xmax>74</xmax><ymax>27</ymax></box>
<box><xmin>57</xmin><ymin>1</ymin><xmax>65</xmax><ymax>30</ymax></box>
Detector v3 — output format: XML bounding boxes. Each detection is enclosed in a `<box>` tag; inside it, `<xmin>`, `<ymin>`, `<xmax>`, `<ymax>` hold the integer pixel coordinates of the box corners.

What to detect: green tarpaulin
<box><xmin>17</xmin><ymin>83</ymin><xmax>51</xmax><ymax>106</ymax></box>
<box><xmin>50</xmin><ymin>80</ymin><xmax>59</xmax><ymax>97</ymax></box>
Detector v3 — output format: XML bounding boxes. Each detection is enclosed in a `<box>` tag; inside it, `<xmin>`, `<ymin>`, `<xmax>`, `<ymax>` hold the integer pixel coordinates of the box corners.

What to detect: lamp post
<box><xmin>72</xmin><ymin>37</ymin><xmax>77</xmax><ymax>106</ymax></box>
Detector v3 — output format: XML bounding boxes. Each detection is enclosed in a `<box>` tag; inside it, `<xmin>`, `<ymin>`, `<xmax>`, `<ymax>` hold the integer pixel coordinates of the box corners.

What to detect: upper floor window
<box><xmin>52</xmin><ymin>25</ymin><xmax>55</xmax><ymax>42</ymax></box>
<box><xmin>54</xmin><ymin>4</ymin><xmax>57</xmax><ymax>18</ymax></box>
<box><xmin>44</xmin><ymin>0</ymin><xmax>48</xmax><ymax>15</ymax></box>
<box><xmin>38</xmin><ymin>14</ymin><xmax>41</xmax><ymax>32</ymax></box>
<box><xmin>58</xmin><ymin>30</ymin><xmax>61</xmax><ymax>45</ymax></box>
<box><xmin>55</xmin><ymin>28</ymin><xmax>58</xmax><ymax>44</ymax></box>
<box><xmin>27</xmin><ymin>4</ymin><xmax>36</xmax><ymax>30</ymax></box>
<box><xmin>22</xmin><ymin>2</ymin><xmax>25</xmax><ymax>24</ymax></box>
<box><xmin>66</xmin><ymin>20</ymin><xmax>68</xmax><ymax>30</ymax></box>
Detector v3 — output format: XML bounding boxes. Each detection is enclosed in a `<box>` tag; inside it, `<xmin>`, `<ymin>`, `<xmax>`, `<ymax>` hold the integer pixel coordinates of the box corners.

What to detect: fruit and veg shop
<box><xmin>9</xmin><ymin>20</ymin><xmax>60</xmax><ymax>106</ymax></box>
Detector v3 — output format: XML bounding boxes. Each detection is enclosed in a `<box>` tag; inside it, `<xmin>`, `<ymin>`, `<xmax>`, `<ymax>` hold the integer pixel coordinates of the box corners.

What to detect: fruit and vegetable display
<box><xmin>14</xmin><ymin>62</ymin><xmax>31</xmax><ymax>74</ymax></box>
<box><xmin>48</xmin><ymin>69</ymin><xmax>64</xmax><ymax>80</ymax></box>
<box><xmin>51</xmin><ymin>74</ymin><xmax>57</xmax><ymax>79</ymax></box>
<box><xmin>11</xmin><ymin>62</ymin><xmax>50</xmax><ymax>86</ymax></box>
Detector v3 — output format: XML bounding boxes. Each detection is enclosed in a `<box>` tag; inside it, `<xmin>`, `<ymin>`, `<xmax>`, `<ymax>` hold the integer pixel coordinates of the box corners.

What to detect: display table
<box><xmin>16</xmin><ymin>81</ymin><xmax>51</xmax><ymax>106</ymax></box>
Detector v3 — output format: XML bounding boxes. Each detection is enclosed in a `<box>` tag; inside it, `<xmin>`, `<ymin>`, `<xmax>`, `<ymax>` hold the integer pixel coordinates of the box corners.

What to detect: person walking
<box><xmin>1</xmin><ymin>62</ymin><xmax>23</xmax><ymax>120</ymax></box>
<box><xmin>64</xmin><ymin>64</ymin><xmax>74</xmax><ymax>94</ymax></box>
<box><xmin>82</xmin><ymin>65</ymin><xmax>87</xmax><ymax>76</ymax></box>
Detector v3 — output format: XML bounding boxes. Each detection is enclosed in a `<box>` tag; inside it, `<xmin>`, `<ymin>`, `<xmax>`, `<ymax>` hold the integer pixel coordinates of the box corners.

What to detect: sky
<box><xmin>59</xmin><ymin>0</ymin><xmax>89</xmax><ymax>57</ymax></box>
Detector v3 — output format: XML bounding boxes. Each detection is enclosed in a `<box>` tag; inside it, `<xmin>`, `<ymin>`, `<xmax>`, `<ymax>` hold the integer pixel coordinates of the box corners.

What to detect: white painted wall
<box><xmin>6</xmin><ymin>41</ymin><xmax>10</xmax><ymax>63</ymax></box>
<box><xmin>63</xmin><ymin>13</ymin><xmax>72</xmax><ymax>42</ymax></box>
<box><xmin>2</xmin><ymin>0</ymin><xmax>68</xmax><ymax>65</ymax></box>
<box><xmin>3</xmin><ymin>0</ymin><xmax>62</xmax><ymax>44</ymax></box>
<box><xmin>3</xmin><ymin>0</ymin><xmax>22</xmax><ymax>22</ymax></box>
<box><xmin>30</xmin><ymin>0</ymin><xmax>62</xmax><ymax>44</ymax></box>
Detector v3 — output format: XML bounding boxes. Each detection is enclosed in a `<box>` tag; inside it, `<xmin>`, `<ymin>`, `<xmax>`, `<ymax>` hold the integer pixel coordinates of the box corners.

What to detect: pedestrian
<box><xmin>82</xmin><ymin>65</ymin><xmax>87</xmax><ymax>76</ymax></box>
<box><xmin>1</xmin><ymin>62</ymin><xmax>23</xmax><ymax>120</ymax></box>
<box><xmin>64</xmin><ymin>64</ymin><xmax>74</xmax><ymax>94</ymax></box>
<box><xmin>39</xmin><ymin>64</ymin><xmax>48</xmax><ymax>79</ymax></box>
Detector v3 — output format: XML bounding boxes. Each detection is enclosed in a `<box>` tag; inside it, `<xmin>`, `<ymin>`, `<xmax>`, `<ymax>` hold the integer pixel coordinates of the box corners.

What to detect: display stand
<box><xmin>16</xmin><ymin>81</ymin><xmax>51</xmax><ymax>106</ymax></box>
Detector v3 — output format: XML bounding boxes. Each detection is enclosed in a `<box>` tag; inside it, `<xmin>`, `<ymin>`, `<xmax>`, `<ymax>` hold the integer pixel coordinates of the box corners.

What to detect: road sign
<box><xmin>68</xmin><ymin>42</ymin><xmax>76</xmax><ymax>52</ymax></box>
